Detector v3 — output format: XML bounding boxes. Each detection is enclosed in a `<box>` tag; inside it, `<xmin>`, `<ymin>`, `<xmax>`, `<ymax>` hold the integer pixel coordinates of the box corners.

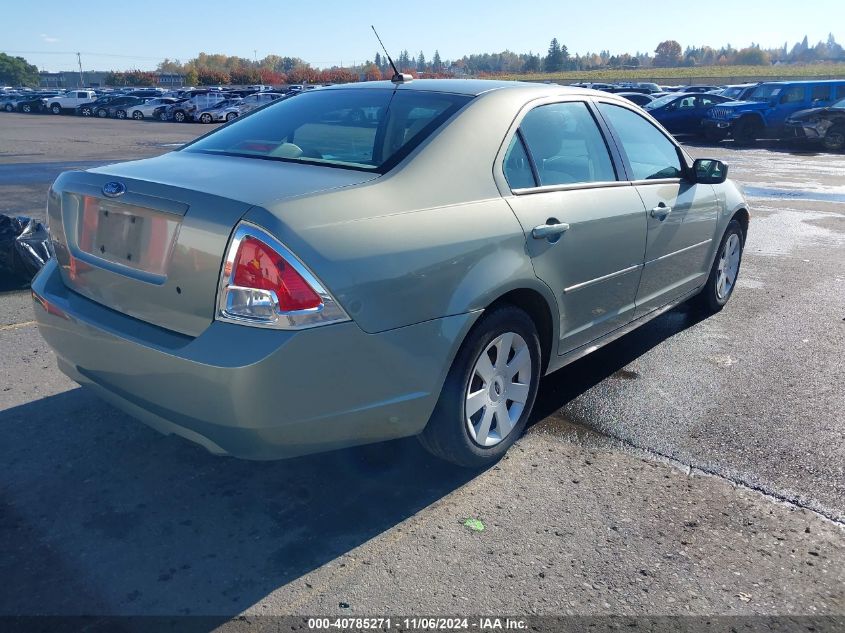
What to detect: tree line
<box><xmin>2</xmin><ymin>33</ymin><xmax>843</xmax><ymax>88</ymax></box>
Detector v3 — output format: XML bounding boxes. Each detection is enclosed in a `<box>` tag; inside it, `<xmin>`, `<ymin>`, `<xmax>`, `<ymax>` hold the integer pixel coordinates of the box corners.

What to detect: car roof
<box><xmin>321</xmin><ymin>78</ymin><xmax>596</xmax><ymax>98</ymax></box>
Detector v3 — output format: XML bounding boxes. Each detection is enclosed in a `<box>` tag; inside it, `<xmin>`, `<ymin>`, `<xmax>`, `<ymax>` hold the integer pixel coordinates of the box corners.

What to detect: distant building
<box><xmin>39</xmin><ymin>71</ymin><xmax>184</xmax><ymax>89</ymax></box>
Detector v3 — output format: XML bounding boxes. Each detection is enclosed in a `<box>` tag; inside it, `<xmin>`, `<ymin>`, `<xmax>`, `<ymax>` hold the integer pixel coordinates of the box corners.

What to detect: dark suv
<box><xmin>786</xmin><ymin>97</ymin><xmax>845</xmax><ymax>151</ymax></box>
<box><xmin>703</xmin><ymin>80</ymin><xmax>845</xmax><ymax>144</ymax></box>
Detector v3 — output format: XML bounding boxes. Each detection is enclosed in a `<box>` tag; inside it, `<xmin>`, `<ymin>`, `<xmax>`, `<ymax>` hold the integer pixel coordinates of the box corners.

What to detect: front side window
<box><xmin>185</xmin><ymin>88</ymin><xmax>471</xmax><ymax>172</ymax></box>
<box><xmin>597</xmin><ymin>103</ymin><xmax>682</xmax><ymax>181</ymax></box>
<box><xmin>517</xmin><ymin>102</ymin><xmax>616</xmax><ymax>186</ymax></box>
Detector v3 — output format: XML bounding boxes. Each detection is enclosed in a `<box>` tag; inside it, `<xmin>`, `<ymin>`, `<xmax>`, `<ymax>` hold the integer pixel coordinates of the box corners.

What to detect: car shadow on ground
<box><xmin>0</xmin><ymin>304</ymin><xmax>705</xmax><ymax>619</ymax></box>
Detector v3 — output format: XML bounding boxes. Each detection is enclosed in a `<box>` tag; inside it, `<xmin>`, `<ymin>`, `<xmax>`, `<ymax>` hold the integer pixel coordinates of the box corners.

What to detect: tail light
<box><xmin>216</xmin><ymin>223</ymin><xmax>349</xmax><ymax>330</ymax></box>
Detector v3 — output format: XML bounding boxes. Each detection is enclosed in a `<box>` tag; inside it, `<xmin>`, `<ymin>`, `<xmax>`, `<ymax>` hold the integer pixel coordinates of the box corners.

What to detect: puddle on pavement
<box><xmin>743</xmin><ymin>186</ymin><xmax>845</xmax><ymax>204</ymax></box>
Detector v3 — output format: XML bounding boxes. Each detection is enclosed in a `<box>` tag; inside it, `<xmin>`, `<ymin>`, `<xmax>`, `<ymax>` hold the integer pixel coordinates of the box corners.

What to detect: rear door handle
<box><xmin>650</xmin><ymin>204</ymin><xmax>672</xmax><ymax>219</ymax></box>
<box><xmin>532</xmin><ymin>222</ymin><xmax>570</xmax><ymax>240</ymax></box>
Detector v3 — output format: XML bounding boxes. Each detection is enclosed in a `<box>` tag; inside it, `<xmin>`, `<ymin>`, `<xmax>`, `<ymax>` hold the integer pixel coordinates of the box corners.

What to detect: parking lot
<box><xmin>0</xmin><ymin>114</ymin><xmax>843</xmax><ymax>620</ymax></box>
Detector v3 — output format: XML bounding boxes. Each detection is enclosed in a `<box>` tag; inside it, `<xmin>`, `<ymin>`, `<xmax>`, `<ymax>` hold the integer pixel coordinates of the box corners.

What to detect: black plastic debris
<box><xmin>0</xmin><ymin>214</ymin><xmax>52</xmax><ymax>287</ymax></box>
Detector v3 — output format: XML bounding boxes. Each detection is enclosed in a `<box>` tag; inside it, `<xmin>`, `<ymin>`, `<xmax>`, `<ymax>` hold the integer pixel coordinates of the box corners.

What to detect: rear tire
<box><xmin>200</xmin><ymin>113</ymin><xmax>212</xmax><ymax>123</ymax></box>
<box><xmin>732</xmin><ymin>118</ymin><xmax>762</xmax><ymax>146</ymax></box>
<box><xmin>419</xmin><ymin>305</ymin><xmax>541</xmax><ymax>468</ymax></box>
<box><xmin>225</xmin><ymin>112</ymin><xmax>237</xmax><ymax>122</ymax></box>
<box><xmin>822</xmin><ymin>125</ymin><xmax>845</xmax><ymax>152</ymax></box>
<box><xmin>21</xmin><ymin>104</ymin><xmax>32</xmax><ymax>113</ymax></box>
<box><xmin>97</xmin><ymin>108</ymin><xmax>108</xmax><ymax>118</ymax></box>
<box><xmin>80</xmin><ymin>106</ymin><xmax>92</xmax><ymax>116</ymax></box>
<box><xmin>173</xmin><ymin>110</ymin><xmax>186</xmax><ymax>122</ymax></box>
<box><xmin>50</xmin><ymin>104</ymin><xmax>61</xmax><ymax>115</ymax></box>
<box><xmin>116</xmin><ymin>109</ymin><xmax>127</xmax><ymax>120</ymax></box>
<box><xmin>4</xmin><ymin>104</ymin><xmax>13</xmax><ymax>112</ymax></box>
<box><xmin>132</xmin><ymin>110</ymin><xmax>143</xmax><ymax>120</ymax></box>
<box><xmin>693</xmin><ymin>219</ymin><xmax>744</xmax><ymax>314</ymax></box>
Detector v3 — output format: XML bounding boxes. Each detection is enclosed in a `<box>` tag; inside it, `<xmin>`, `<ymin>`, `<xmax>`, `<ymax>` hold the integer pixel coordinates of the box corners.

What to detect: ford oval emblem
<box><xmin>102</xmin><ymin>181</ymin><xmax>126</xmax><ymax>198</ymax></box>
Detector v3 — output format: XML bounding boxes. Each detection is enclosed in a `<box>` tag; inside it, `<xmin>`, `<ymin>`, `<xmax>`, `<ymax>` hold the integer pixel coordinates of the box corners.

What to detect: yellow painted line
<box><xmin>0</xmin><ymin>320</ymin><xmax>37</xmax><ymax>332</ymax></box>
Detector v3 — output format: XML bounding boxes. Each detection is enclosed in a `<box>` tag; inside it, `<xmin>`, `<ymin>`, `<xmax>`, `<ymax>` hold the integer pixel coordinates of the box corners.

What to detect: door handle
<box><xmin>650</xmin><ymin>203</ymin><xmax>672</xmax><ymax>220</ymax></box>
<box><xmin>532</xmin><ymin>221</ymin><xmax>570</xmax><ymax>240</ymax></box>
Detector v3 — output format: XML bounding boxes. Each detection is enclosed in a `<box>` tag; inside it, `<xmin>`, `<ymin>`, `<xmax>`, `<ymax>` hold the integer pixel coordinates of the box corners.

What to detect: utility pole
<box><xmin>254</xmin><ymin>49</ymin><xmax>258</xmax><ymax>64</ymax></box>
<box><xmin>76</xmin><ymin>52</ymin><xmax>85</xmax><ymax>88</ymax></box>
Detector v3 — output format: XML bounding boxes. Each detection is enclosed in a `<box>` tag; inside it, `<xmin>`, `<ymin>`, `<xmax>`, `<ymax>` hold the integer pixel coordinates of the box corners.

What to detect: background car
<box><xmin>617</xmin><ymin>92</ymin><xmax>656</xmax><ymax>107</ymax></box>
<box><xmin>237</xmin><ymin>92</ymin><xmax>283</xmax><ymax>115</ymax></box>
<box><xmin>703</xmin><ymin>80</ymin><xmax>845</xmax><ymax>144</ymax></box>
<box><xmin>786</xmin><ymin>96</ymin><xmax>845</xmax><ymax>151</ymax></box>
<box><xmin>97</xmin><ymin>96</ymin><xmax>149</xmax><ymax>119</ymax></box>
<box><xmin>154</xmin><ymin>98</ymin><xmax>188</xmax><ymax>121</ymax></box>
<box><xmin>644</xmin><ymin>92</ymin><xmax>734</xmax><ymax>135</ymax></box>
<box><xmin>76</xmin><ymin>95</ymin><xmax>118</xmax><ymax>117</ymax></box>
<box><xmin>15</xmin><ymin>94</ymin><xmax>49</xmax><ymax>113</ymax></box>
<box><xmin>193</xmin><ymin>98</ymin><xmax>243</xmax><ymax>123</ymax></box>
<box><xmin>1</xmin><ymin>93</ymin><xmax>24</xmax><ymax>112</ymax></box>
<box><xmin>126</xmin><ymin>97</ymin><xmax>180</xmax><ymax>120</ymax></box>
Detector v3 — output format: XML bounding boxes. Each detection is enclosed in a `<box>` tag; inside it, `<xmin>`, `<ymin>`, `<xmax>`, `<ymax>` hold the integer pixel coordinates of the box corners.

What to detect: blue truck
<box><xmin>702</xmin><ymin>79</ymin><xmax>845</xmax><ymax>144</ymax></box>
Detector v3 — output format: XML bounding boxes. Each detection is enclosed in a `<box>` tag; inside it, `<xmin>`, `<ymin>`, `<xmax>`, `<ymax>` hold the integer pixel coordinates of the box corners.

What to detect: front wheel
<box><xmin>200</xmin><ymin>113</ymin><xmax>212</xmax><ymax>123</ymax></box>
<box><xmin>732</xmin><ymin>118</ymin><xmax>762</xmax><ymax>146</ymax></box>
<box><xmin>116</xmin><ymin>110</ymin><xmax>127</xmax><ymax>119</ymax></box>
<box><xmin>173</xmin><ymin>110</ymin><xmax>186</xmax><ymax>122</ymax></box>
<box><xmin>80</xmin><ymin>106</ymin><xmax>92</xmax><ymax>116</ymax></box>
<box><xmin>50</xmin><ymin>104</ymin><xmax>62</xmax><ymax>115</ymax></box>
<box><xmin>96</xmin><ymin>108</ymin><xmax>108</xmax><ymax>118</ymax></box>
<box><xmin>822</xmin><ymin>126</ymin><xmax>845</xmax><ymax>152</ymax></box>
<box><xmin>225</xmin><ymin>112</ymin><xmax>237</xmax><ymax>122</ymax></box>
<box><xmin>21</xmin><ymin>104</ymin><xmax>32</xmax><ymax>113</ymax></box>
<box><xmin>4</xmin><ymin>104</ymin><xmax>13</xmax><ymax>112</ymax></box>
<box><xmin>132</xmin><ymin>110</ymin><xmax>143</xmax><ymax>120</ymax></box>
<box><xmin>419</xmin><ymin>305</ymin><xmax>541</xmax><ymax>468</ymax></box>
<box><xmin>694</xmin><ymin>219</ymin><xmax>744</xmax><ymax>313</ymax></box>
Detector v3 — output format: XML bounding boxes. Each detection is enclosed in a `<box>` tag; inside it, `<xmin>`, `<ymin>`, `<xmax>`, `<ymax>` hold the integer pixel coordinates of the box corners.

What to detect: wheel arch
<box><xmin>483</xmin><ymin>286</ymin><xmax>557</xmax><ymax>375</ymax></box>
<box><xmin>732</xmin><ymin>208</ymin><xmax>750</xmax><ymax>244</ymax></box>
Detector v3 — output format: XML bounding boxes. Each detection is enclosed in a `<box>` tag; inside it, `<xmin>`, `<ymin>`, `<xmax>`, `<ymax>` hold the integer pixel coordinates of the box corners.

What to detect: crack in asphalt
<box><xmin>535</xmin><ymin>416</ymin><xmax>845</xmax><ymax>528</ymax></box>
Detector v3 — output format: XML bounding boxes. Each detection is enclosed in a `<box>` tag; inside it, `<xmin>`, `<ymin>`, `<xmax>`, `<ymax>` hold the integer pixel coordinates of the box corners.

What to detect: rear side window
<box><xmin>780</xmin><ymin>86</ymin><xmax>805</xmax><ymax>104</ymax></box>
<box><xmin>517</xmin><ymin>102</ymin><xmax>617</xmax><ymax>186</ymax></box>
<box><xmin>503</xmin><ymin>136</ymin><xmax>536</xmax><ymax>189</ymax></box>
<box><xmin>811</xmin><ymin>85</ymin><xmax>832</xmax><ymax>101</ymax></box>
<box><xmin>597</xmin><ymin>103</ymin><xmax>682</xmax><ymax>181</ymax></box>
<box><xmin>186</xmin><ymin>88</ymin><xmax>471</xmax><ymax>172</ymax></box>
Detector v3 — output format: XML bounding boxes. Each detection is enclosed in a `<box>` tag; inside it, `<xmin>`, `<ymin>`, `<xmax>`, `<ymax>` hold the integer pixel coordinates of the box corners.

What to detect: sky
<box><xmin>2</xmin><ymin>0</ymin><xmax>841</xmax><ymax>72</ymax></box>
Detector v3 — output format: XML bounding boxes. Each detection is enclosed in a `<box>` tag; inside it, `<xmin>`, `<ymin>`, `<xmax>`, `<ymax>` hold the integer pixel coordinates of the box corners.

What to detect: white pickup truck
<box><xmin>48</xmin><ymin>90</ymin><xmax>98</xmax><ymax>114</ymax></box>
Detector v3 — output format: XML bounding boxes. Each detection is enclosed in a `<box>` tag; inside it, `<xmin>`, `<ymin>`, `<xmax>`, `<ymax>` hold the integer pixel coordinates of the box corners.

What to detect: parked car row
<box><xmin>588</xmin><ymin>79</ymin><xmax>845</xmax><ymax>150</ymax></box>
<box><xmin>0</xmin><ymin>85</ymin><xmax>307</xmax><ymax>120</ymax></box>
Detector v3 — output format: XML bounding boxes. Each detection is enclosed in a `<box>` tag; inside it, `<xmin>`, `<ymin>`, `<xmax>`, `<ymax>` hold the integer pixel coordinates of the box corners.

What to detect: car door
<box><xmin>769</xmin><ymin>84</ymin><xmax>809</xmax><ymax>129</ymax></box>
<box><xmin>500</xmin><ymin>99</ymin><xmax>648</xmax><ymax>354</ymax></box>
<box><xmin>596</xmin><ymin>101</ymin><xmax>718</xmax><ymax>316</ymax></box>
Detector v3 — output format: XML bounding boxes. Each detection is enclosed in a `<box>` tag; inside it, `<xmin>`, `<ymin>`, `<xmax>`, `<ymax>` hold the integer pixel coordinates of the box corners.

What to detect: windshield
<box><xmin>747</xmin><ymin>84</ymin><xmax>784</xmax><ymax>102</ymax></box>
<box><xmin>833</xmin><ymin>98</ymin><xmax>845</xmax><ymax>109</ymax></box>
<box><xmin>185</xmin><ymin>88</ymin><xmax>472</xmax><ymax>172</ymax></box>
<box><xmin>644</xmin><ymin>94</ymin><xmax>679</xmax><ymax>109</ymax></box>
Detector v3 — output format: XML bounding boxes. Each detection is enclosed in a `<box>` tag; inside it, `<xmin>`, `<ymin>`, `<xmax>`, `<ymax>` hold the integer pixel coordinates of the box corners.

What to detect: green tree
<box><xmin>0</xmin><ymin>53</ymin><xmax>39</xmax><ymax>87</ymax></box>
<box><xmin>654</xmin><ymin>40</ymin><xmax>683</xmax><ymax>67</ymax></box>
<box><xmin>184</xmin><ymin>68</ymin><xmax>199</xmax><ymax>86</ymax></box>
<box><xmin>432</xmin><ymin>50</ymin><xmax>442</xmax><ymax>72</ymax></box>
<box><xmin>734</xmin><ymin>47</ymin><xmax>771</xmax><ymax>65</ymax></box>
<box><xmin>544</xmin><ymin>38</ymin><xmax>564</xmax><ymax>72</ymax></box>
<box><xmin>417</xmin><ymin>51</ymin><xmax>426</xmax><ymax>71</ymax></box>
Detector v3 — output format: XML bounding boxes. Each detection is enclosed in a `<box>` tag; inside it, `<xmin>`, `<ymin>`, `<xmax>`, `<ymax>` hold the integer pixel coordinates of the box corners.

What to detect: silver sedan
<box><xmin>33</xmin><ymin>80</ymin><xmax>748</xmax><ymax>467</ymax></box>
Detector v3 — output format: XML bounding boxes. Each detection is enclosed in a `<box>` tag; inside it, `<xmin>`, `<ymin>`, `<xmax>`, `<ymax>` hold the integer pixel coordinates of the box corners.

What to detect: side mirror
<box><xmin>692</xmin><ymin>158</ymin><xmax>728</xmax><ymax>184</ymax></box>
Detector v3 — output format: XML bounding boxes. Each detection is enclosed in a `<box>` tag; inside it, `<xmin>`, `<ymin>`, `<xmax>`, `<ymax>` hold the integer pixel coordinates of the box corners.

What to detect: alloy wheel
<box><xmin>465</xmin><ymin>332</ymin><xmax>531</xmax><ymax>447</ymax></box>
<box><xmin>716</xmin><ymin>233</ymin><xmax>741</xmax><ymax>300</ymax></box>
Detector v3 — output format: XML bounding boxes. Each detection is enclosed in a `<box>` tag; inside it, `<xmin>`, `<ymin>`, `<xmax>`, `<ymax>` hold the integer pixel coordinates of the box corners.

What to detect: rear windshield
<box><xmin>184</xmin><ymin>88</ymin><xmax>472</xmax><ymax>172</ymax></box>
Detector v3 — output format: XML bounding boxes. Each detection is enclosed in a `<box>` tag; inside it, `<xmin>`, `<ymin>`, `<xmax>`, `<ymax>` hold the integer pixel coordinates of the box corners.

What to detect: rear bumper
<box><xmin>32</xmin><ymin>259</ymin><xmax>477</xmax><ymax>460</ymax></box>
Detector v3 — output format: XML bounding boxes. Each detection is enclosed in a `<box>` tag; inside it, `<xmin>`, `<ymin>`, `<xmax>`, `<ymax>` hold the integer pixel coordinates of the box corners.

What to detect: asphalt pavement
<box><xmin>0</xmin><ymin>114</ymin><xmax>842</xmax><ymax>623</ymax></box>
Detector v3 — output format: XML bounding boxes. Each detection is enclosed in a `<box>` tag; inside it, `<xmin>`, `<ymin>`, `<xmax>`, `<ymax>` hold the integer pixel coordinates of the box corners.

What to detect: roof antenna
<box><xmin>371</xmin><ymin>25</ymin><xmax>413</xmax><ymax>84</ymax></box>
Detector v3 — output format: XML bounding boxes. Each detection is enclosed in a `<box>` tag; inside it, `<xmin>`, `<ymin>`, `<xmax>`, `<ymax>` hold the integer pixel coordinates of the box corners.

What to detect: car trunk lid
<box><xmin>48</xmin><ymin>155</ymin><xmax>378</xmax><ymax>337</ymax></box>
